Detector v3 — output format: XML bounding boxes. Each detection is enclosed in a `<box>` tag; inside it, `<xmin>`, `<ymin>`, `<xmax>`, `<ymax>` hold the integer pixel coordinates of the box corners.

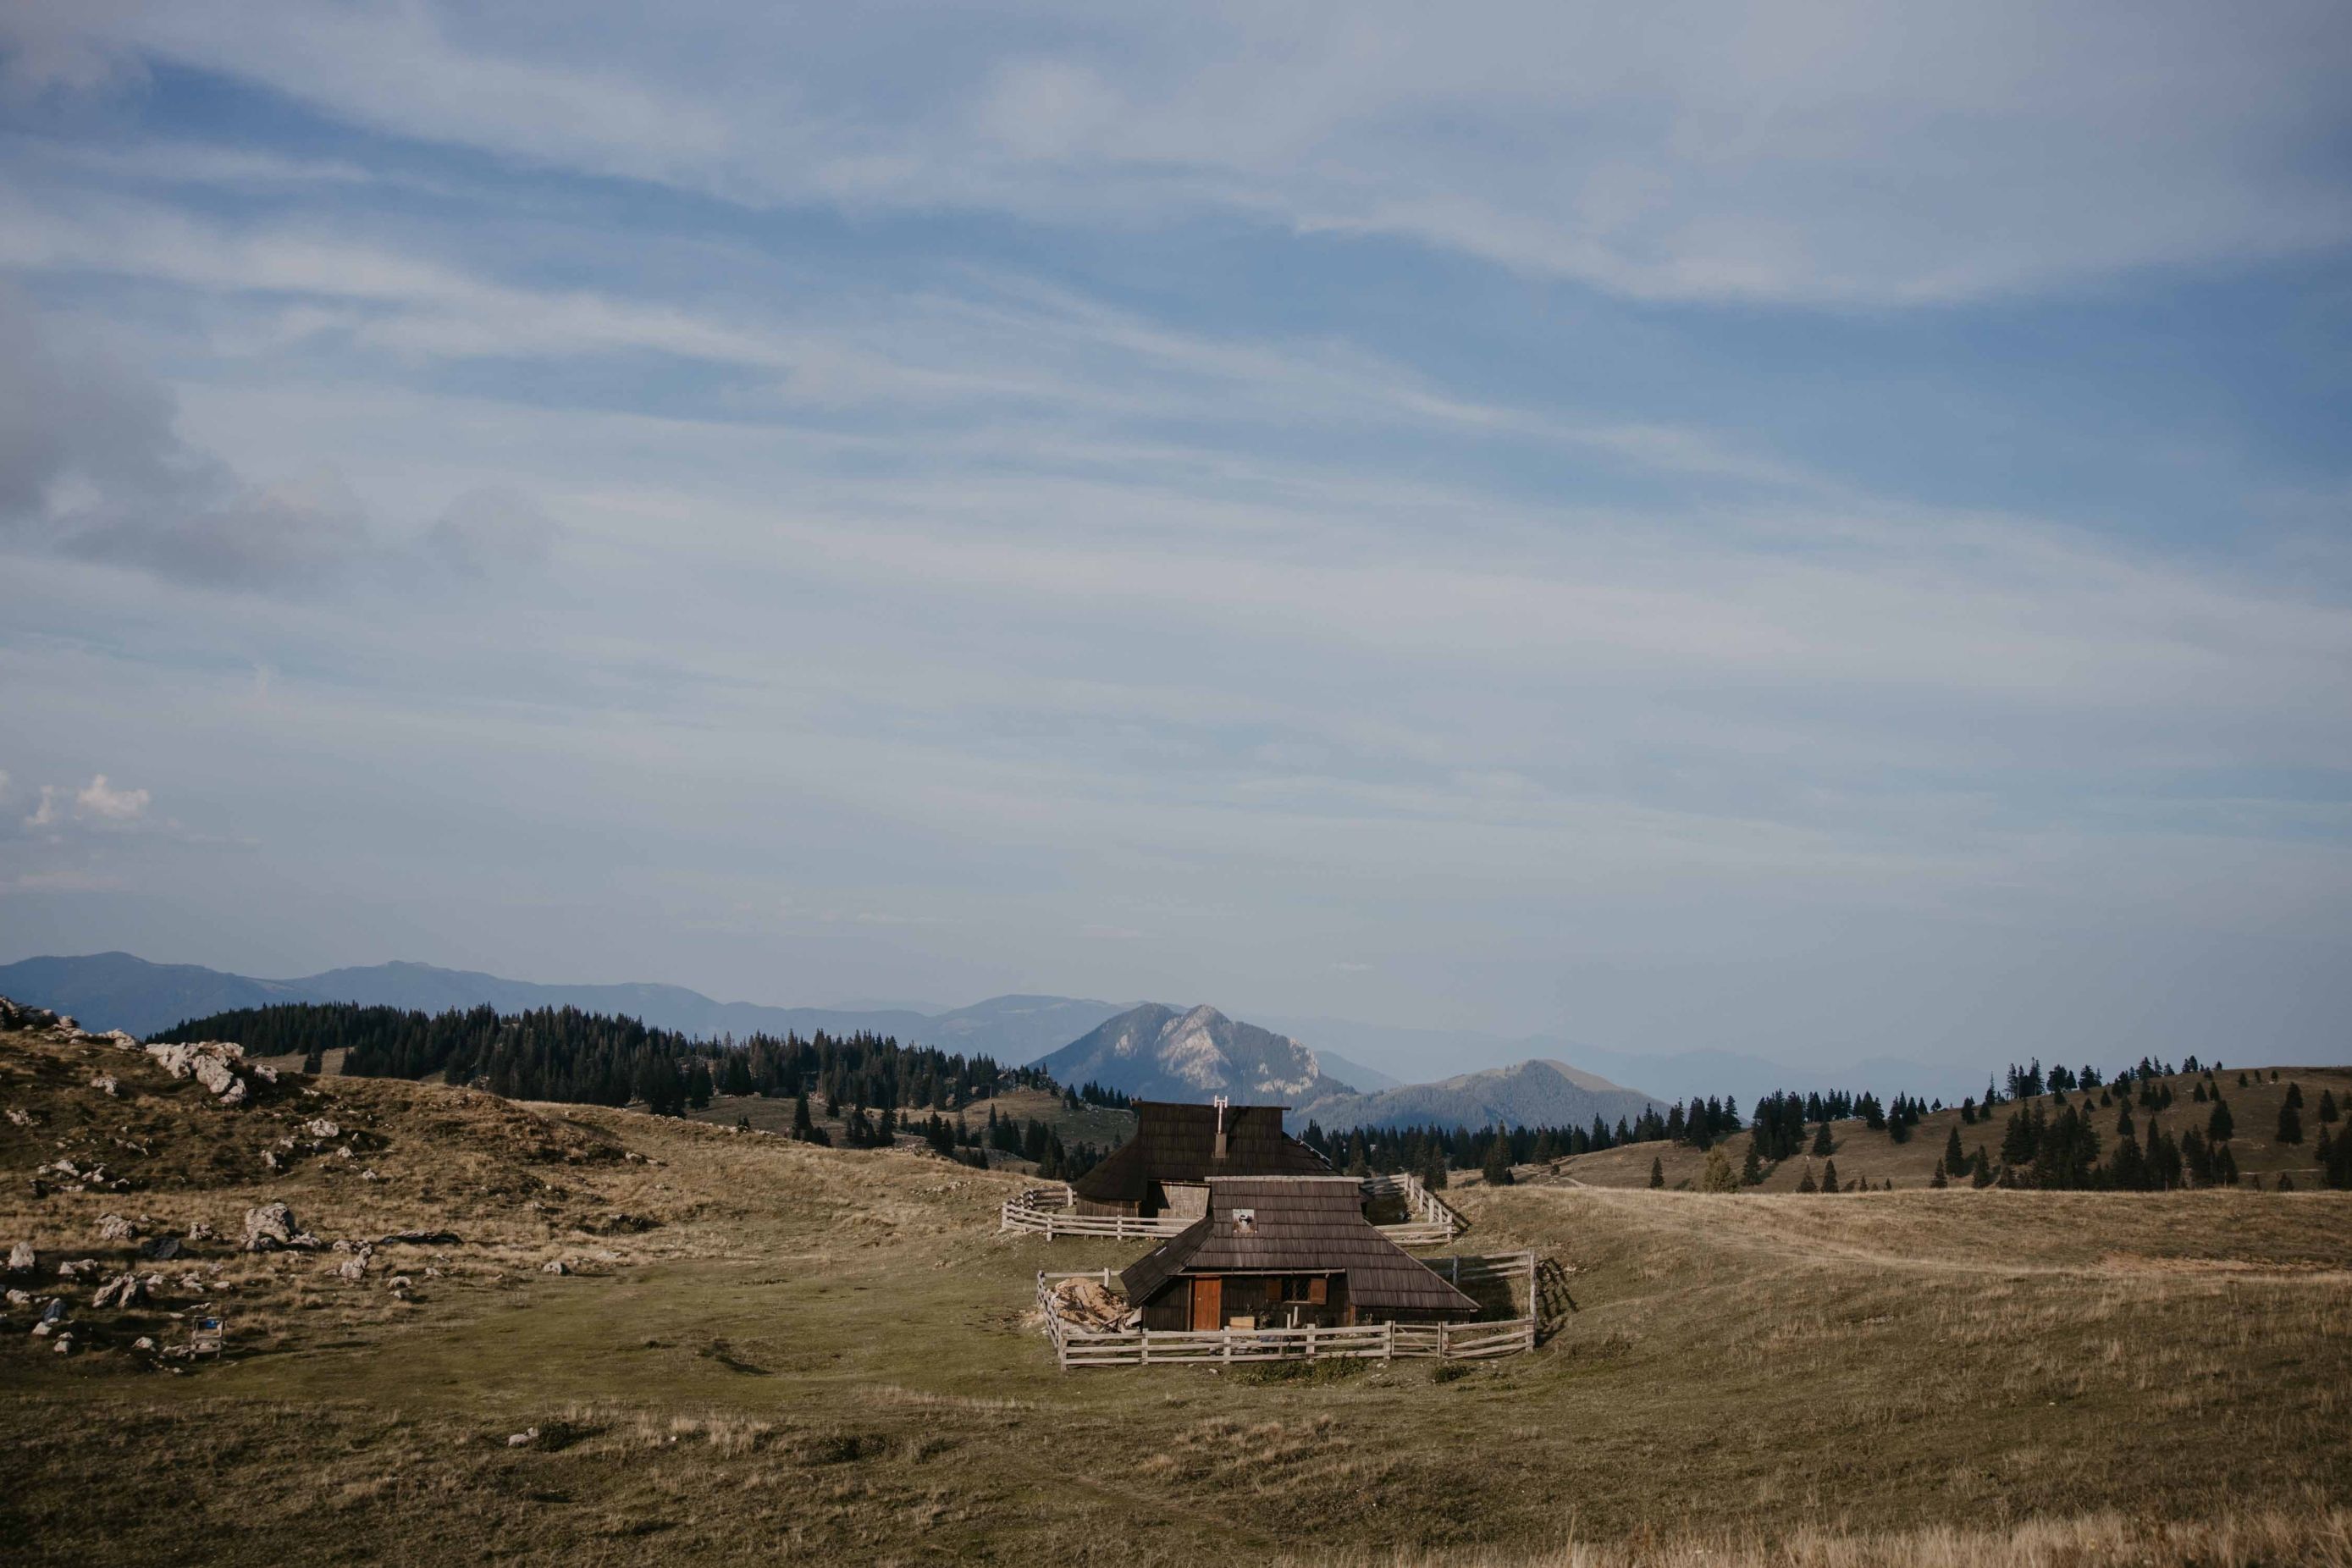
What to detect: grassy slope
<box><xmin>3</xmin><ymin>1021</ymin><xmax>2348</xmax><ymax>1565</ymax></box>
<box><xmin>1536</xmin><ymin>1066</ymin><xmax>2352</xmax><ymax>1192</ymax></box>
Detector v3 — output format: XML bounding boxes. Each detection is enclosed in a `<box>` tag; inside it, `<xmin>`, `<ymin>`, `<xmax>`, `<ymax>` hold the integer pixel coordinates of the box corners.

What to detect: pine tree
<box><xmin>1930</xmin><ymin>1160</ymin><xmax>1948</xmax><ymax>1189</ymax></box>
<box><xmin>2285</xmin><ymin>1081</ymin><xmax>2304</xmax><ymax>1110</ymax></box>
<box><xmin>2318</xmin><ymin>1088</ymin><xmax>2339</xmax><ymax>1126</ymax></box>
<box><xmin>1812</xmin><ymin>1122</ymin><xmax>1833</xmax><ymax>1156</ymax></box>
<box><xmin>1820</xmin><ymin>1157</ymin><xmax>1840</xmax><ymax>1194</ymax></box>
<box><xmin>1942</xmin><ymin>1124</ymin><xmax>1964</xmax><ymax>1174</ymax></box>
<box><xmin>1648</xmin><ymin>1156</ymin><xmax>1665</xmax><ymax>1190</ymax></box>
<box><xmin>1482</xmin><ymin>1134</ymin><xmax>1516</xmax><ymax>1187</ymax></box>
<box><xmin>1797</xmin><ymin>1164</ymin><xmax>1818</xmax><ymax>1194</ymax></box>
<box><xmin>2208</xmin><ymin>1099</ymin><xmax>2234</xmax><ymax>1143</ymax></box>
<box><xmin>2277</xmin><ymin>1101</ymin><xmax>2303</xmax><ymax>1145</ymax></box>
<box><xmin>1741</xmin><ymin>1143</ymin><xmax>1764</xmax><ymax>1185</ymax></box>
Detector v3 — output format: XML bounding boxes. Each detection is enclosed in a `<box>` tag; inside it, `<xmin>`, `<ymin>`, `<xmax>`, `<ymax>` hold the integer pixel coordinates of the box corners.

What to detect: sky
<box><xmin>1</xmin><ymin>2</ymin><xmax>2349</xmax><ymax>1076</ymax></box>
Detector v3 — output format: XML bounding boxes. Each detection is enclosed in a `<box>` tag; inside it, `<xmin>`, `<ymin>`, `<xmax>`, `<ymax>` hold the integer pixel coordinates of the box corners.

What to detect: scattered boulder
<box><xmin>507</xmin><ymin>1427</ymin><xmax>540</xmax><ymax>1448</ymax></box>
<box><xmin>337</xmin><ymin>1247</ymin><xmax>373</xmax><ymax>1282</ymax></box>
<box><xmin>52</xmin><ymin>1334</ymin><xmax>73</xmax><ymax>1354</ymax></box>
<box><xmin>90</xmin><ymin>1074</ymin><xmax>120</xmax><ymax>1097</ymax></box>
<box><xmin>92</xmin><ymin>1272</ymin><xmax>147</xmax><ymax>1309</ymax></box>
<box><xmin>134</xmin><ymin>1336</ymin><xmax>156</xmax><ymax>1351</ymax></box>
<box><xmin>40</xmin><ymin>1298</ymin><xmax>65</xmax><ymax>1325</ymax></box>
<box><xmin>242</xmin><ymin>1203</ymin><xmax>322</xmax><ymax>1253</ymax></box>
<box><xmin>4</xmin><ymin>1289</ymin><xmax>28</xmax><ymax>1306</ymax></box>
<box><xmin>185</xmin><ymin>1221</ymin><xmax>217</xmax><ymax>1242</ymax></box>
<box><xmin>540</xmin><ymin>1260</ymin><xmax>568</xmax><ymax>1276</ymax></box>
<box><xmin>58</xmin><ymin>1259</ymin><xmax>100</xmax><ymax>1280</ymax></box>
<box><xmin>303</xmin><ymin>1119</ymin><xmax>340</xmax><ymax>1140</ymax></box>
<box><xmin>4</xmin><ymin>1107</ymin><xmax>30</xmax><ymax>1126</ymax></box>
<box><xmin>140</xmin><ymin>1236</ymin><xmax>182</xmax><ymax>1262</ymax></box>
<box><xmin>7</xmin><ymin>1241</ymin><xmax>31</xmax><ymax>1273</ymax></box>
<box><xmin>143</xmin><ymin>1041</ymin><xmax>253</xmax><ymax>1106</ymax></box>
<box><xmin>97</xmin><ymin>1214</ymin><xmax>136</xmax><ymax>1243</ymax></box>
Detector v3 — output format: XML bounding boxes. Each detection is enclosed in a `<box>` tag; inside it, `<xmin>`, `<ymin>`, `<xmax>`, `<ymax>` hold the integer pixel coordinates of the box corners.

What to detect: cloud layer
<box><xmin>0</xmin><ymin>3</ymin><xmax>2346</xmax><ymax>1072</ymax></box>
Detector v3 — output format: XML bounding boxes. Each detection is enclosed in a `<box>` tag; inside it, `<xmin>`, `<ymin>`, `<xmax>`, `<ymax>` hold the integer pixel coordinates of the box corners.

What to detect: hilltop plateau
<box><xmin>2</xmin><ymin>1001</ymin><xmax>2348</xmax><ymax>1566</ymax></box>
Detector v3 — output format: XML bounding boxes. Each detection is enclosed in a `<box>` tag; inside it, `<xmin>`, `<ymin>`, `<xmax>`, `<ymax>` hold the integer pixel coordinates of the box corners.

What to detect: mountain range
<box><xmin>0</xmin><ymin>952</ymin><xmax>1121</xmax><ymax>1065</ymax></box>
<box><xmin>0</xmin><ymin>950</ymin><xmax>1986</xmax><ymax>1125</ymax></box>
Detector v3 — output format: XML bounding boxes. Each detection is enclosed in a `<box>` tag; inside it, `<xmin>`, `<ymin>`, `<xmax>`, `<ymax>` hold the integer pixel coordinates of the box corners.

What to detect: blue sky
<box><xmin>1</xmin><ymin>3</ymin><xmax>2348</xmax><ymax>1074</ymax></box>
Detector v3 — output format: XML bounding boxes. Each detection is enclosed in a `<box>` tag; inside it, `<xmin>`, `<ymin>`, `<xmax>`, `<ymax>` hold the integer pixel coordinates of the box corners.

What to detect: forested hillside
<box><xmin>152</xmin><ymin>1002</ymin><xmax>1050</xmax><ymax>1119</ymax></box>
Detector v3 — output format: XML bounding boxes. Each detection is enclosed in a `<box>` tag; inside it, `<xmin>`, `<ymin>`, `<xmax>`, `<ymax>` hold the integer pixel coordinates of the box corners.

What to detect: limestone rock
<box><xmin>302</xmin><ymin>1118</ymin><xmax>340</xmax><ymax>1140</ymax></box>
<box><xmin>97</xmin><ymin>1214</ymin><xmax>136</xmax><ymax>1243</ymax></box>
<box><xmin>540</xmin><ymin>1260</ymin><xmax>568</xmax><ymax>1275</ymax></box>
<box><xmin>185</xmin><ymin>1221</ymin><xmax>218</xmax><ymax>1242</ymax></box>
<box><xmin>90</xmin><ymin>1074</ymin><xmax>120</xmax><ymax>1097</ymax></box>
<box><xmin>242</xmin><ymin>1202</ymin><xmax>321</xmax><ymax>1253</ymax></box>
<box><xmin>7</xmin><ymin>1240</ymin><xmax>31</xmax><ymax>1273</ymax></box>
<box><xmin>92</xmin><ymin>1272</ymin><xmax>146</xmax><ymax>1309</ymax></box>
<box><xmin>134</xmin><ymin>1336</ymin><xmax>156</xmax><ymax>1351</ymax></box>
<box><xmin>506</xmin><ymin>1427</ymin><xmax>540</xmax><ymax>1448</ymax></box>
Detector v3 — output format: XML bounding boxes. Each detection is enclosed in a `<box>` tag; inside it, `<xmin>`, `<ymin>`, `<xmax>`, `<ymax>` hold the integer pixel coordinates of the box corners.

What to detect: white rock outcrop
<box><xmin>242</xmin><ymin>1202</ymin><xmax>321</xmax><ymax>1253</ymax></box>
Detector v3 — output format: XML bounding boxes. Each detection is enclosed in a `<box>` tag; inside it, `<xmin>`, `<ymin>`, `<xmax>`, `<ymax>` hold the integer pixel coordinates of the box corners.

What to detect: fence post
<box><xmin>1438</xmin><ymin>1321</ymin><xmax>1449</xmax><ymax>1359</ymax></box>
<box><xmin>1383</xmin><ymin>1320</ymin><xmax>1394</xmax><ymax>1362</ymax></box>
<box><xmin>1223</xmin><ymin>1328</ymin><xmax>1233</xmax><ymax>1366</ymax></box>
<box><xmin>1140</xmin><ymin>1329</ymin><xmax>1151</xmax><ymax>1367</ymax></box>
<box><xmin>1306</xmin><ymin>1322</ymin><xmax>1317</xmax><ymax>1361</ymax></box>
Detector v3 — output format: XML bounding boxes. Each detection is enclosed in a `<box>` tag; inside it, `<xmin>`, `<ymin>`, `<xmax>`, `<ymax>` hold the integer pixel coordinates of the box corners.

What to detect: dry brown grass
<box><xmin>3</xmin><ymin>1020</ymin><xmax>2349</xmax><ymax>1565</ymax></box>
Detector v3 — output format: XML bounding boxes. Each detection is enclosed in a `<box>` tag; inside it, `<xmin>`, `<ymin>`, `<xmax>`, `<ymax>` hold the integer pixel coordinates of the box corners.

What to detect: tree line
<box><xmin>153</xmin><ymin>1002</ymin><xmax>1052</xmax><ymax>1123</ymax></box>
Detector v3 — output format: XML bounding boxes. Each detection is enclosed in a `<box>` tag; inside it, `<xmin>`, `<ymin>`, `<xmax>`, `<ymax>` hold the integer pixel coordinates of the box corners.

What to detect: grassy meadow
<box><xmin>3</xmin><ymin>1020</ymin><xmax>2349</xmax><ymax>1565</ymax></box>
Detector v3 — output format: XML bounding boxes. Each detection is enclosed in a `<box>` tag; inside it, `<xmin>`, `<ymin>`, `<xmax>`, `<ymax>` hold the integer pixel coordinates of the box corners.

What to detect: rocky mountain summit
<box><xmin>1034</xmin><ymin>1002</ymin><xmax>1355</xmax><ymax>1103</ymax></box>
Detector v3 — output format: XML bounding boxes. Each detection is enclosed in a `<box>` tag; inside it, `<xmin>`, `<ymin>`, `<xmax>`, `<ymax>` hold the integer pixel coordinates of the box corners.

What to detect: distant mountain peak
<box><xmin>1036</xmin><ymin>1002</ymin><xmax>1350</xmax><ymax>1103</ymax></box>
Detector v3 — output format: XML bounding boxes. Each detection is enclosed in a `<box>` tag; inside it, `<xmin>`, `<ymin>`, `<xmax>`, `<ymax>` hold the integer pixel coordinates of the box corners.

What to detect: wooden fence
<box><xmin>1001</xmin><ymin>1173</ymin><xmax>1466</xmax><ymax>1245</ymax></box>
<box><xmin>1035</xmin><ymin>1252</ymin><xmax>1537</xmax><ymax>1371</ymax></box>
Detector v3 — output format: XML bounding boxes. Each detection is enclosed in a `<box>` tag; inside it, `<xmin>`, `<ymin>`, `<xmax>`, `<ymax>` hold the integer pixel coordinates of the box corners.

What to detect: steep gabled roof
<box><xmin>1070</xmin><ymin>1101</ymin><xmax>1330</xmax><ymax>1206</ymax></box>
<box><xmin>1119</xmin><ymin>1176</ymin><xmax>1479</xmax><ymax>1316</ymax></box>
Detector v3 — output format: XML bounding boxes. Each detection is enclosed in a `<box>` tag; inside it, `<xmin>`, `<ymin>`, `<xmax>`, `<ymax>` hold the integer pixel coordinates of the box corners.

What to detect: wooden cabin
<box><xmin>1068</xmin><ymin>1099</ymin><xmax>1330</xmax><ymax>1219</ymax></box>
<box><xmin>1120</xmin><ymin>1176</ymin><xmax>1481</xmax><ymax>1332</ymax></box>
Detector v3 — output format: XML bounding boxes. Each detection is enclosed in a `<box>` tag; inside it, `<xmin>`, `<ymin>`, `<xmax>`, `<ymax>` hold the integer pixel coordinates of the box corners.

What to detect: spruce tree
<box><xmin>1741</xmin><ymin>1143</ymin><xmax>1764</xmax><ymax>1186</ymax></box>
<box><xmin>2208</xmin><ymin>1099</ymin><xmax>2233</xmax><ymax>1143</ymax></box>
<box><xmin>1482</xmin><ymin>1134</ymin><xmax>1515</xmax><ymax>1187</ymax></box>
<box><xmin>1812</xmin><ymin>1122</ymin><xmax>1833</xmax><ymax>1156</ymax></box>
<box><xmin>1930</xmin><ymin>1161</ymin><xmax>1948</xmax><ymax>1189</ymax></box>
<box><xmin>2318</xmin><ymin>1088</ymin><xmax>2339</xmax><ymax>1126</ymax></box>
<box><xmin>2277</xmin><ymin>1101</ymin><xmax>2303</xmax><ymax>1145</ymax></box>
<box><xmin>1648</xmin><ymin>1156</ymin><xmax>1665</xmax><ymax>1190</ymax></box>
<box><xmin>1797</xmin><ymin>1164</ymin><xmax>1818</xmax><ymax>1194</ymax></box>
<box><xmin>1942</xmin><ymin>1124</ymin><xmax>1964</xmax><ymax>1173</ymax></box>
<box><xmin>1820</xmin><ymin>1157</ymin><xmax>1840</xmax><ymax>1193</ymax></box>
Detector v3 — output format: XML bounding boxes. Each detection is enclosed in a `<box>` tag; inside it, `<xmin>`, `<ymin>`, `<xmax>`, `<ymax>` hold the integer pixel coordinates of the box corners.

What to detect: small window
<box><xmin>1277</xmin><ymin>1276</ymin><xmax>1330</xmax><ymax>1304</ymax></box>
<box><xmin>1231</xmin><ymin>1207</ymin><xmax>1255</xmax><ymax>1233</ymax></box>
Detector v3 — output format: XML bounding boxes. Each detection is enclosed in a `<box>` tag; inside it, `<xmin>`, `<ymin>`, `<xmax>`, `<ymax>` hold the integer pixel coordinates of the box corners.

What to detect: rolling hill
<box><xmin>1</xmin><ymin>995</ymin><xmax>2346</xmax><ymax>1565</ymax></box>
<box><xmin>1295</xmin><ymin>1057</ymin><xmax>1662</xmax><ymax>1134</ymax></box>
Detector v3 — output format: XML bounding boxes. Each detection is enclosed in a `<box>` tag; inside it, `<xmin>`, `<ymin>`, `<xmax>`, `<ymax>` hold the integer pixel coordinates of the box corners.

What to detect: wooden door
<box><xmin>1190</xmin><ymin>1276</ymin><xmax>1222</xmax><ymax>1331</ymax></box>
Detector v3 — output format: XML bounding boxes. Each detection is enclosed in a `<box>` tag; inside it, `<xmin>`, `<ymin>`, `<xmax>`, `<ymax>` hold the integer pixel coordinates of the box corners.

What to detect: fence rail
<box><xmin>1002</xmin><ymin>1172</ymin><xmax>1467</xmax><ymax>1245</ymax></box>
<box><xmin>1035</xmin><ymin>1252</ymin><xmax>1536</xmax><ymax>1370</ymax></box>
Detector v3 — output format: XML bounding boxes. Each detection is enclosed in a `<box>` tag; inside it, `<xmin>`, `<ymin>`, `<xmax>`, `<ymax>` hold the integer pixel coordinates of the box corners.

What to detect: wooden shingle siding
<box><xmin>1120</xmin><ymin>1176</ymin><xmax>1480</xmax><ymax>1319</ymax></box>
<box><xmin>1070</xmin><ymin>1102</ymin><xmax>1331</xmax><ymax>1213</ymax></box>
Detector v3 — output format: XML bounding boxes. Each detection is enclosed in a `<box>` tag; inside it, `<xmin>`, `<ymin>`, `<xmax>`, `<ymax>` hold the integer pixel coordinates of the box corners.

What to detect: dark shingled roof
<box><xmin>1070</xmin><ymin>1101</ymin><xmax>1330</xmax><ymax>1207</ymax></box>
<box><xmin>1120</xmin><ymin>1177</ymin><xmax>1480</xmax><ymax>1316</ymax></box>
